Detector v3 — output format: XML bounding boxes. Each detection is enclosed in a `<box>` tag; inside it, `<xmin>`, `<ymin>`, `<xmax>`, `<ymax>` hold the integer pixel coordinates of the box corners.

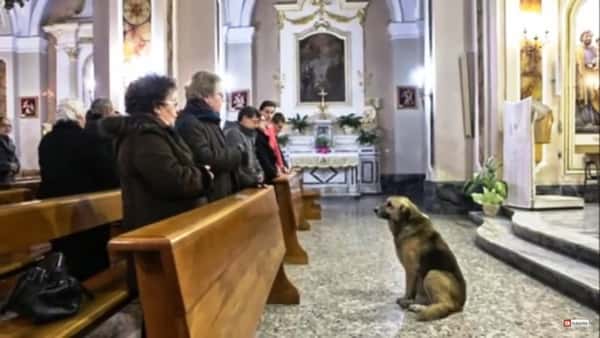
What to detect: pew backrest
<box><xmin>109</xmin><ymin>187</ymin><xmax>285</xmax><ymax>338</ymax></box>
<box><xmin>0</xmin><ymin>188</ymin><xmax>32</xmax><ymax>206</ymax></box>
<box><xmin>0</xmin><ymin>190</ymin><xmax>122</xmax><ymax>254</ymax></box>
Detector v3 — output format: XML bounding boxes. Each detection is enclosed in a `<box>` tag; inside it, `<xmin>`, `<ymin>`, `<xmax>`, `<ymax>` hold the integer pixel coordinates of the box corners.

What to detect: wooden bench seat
<box><xmin>273</xmin><ymin>173</ymin><xmax>309</xmax><ymax>264</ymax></box>
<box><xmin>0</xmin><ymin>189</ymin><xmax>33</xmax><ymax>206</ymax></box>
<box><xmin>302</xmin><ymin>189</ymin><xmax>321</xmax><ymax>221</ymax></box>
<box><xmin>0</xmin><ymin>190</ymin><xmax>129</xmax><ymax>337</ymax></box>
<box><xmin>109</xmin><ymin>187</ymin><xmax>299</xmax><ymax>338</ymax></box>
<box><xmin>0</xmin><ymin>262</ymin><xmax>128</xmax><ymax>338</ymax></box>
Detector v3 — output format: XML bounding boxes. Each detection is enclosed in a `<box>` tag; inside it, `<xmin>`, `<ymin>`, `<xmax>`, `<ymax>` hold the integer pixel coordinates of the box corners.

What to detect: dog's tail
<box><xmin>416</xmin><ymin>302</ymin><xmax>458</xmax><ymax>321</ymax></box>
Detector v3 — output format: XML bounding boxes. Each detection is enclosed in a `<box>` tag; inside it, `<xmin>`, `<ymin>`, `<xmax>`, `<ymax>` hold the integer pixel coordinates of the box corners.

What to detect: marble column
<box><xmin>43</xmin><ymin>23</ymin><xmax>80</xmax><ymax>103</ymax></box>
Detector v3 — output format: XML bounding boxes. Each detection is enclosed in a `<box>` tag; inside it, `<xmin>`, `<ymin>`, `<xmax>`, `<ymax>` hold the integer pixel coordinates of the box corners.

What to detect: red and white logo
<box><xmin>563</xmin><ymin>319</ymin><xmax>572</xmax><ymax>328</ymax></box>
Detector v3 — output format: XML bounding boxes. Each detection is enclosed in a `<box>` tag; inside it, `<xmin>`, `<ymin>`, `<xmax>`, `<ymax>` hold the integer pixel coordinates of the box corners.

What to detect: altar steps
<box><xmin>470</xmin><ymin>208</ymin><xmax>600</xmax><ymax>310</ymax></box>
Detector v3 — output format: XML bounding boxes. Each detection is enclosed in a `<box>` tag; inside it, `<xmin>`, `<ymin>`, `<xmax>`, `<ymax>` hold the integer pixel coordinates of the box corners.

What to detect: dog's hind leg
<box><xmin>413</xmin><ymin>270</ymin><xmax>461</xmax><ymax>321</ymax></box>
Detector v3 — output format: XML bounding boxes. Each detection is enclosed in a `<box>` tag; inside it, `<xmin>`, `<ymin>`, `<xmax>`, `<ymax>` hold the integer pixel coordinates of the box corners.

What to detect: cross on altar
<box><xmin>317</xmin><ymin>87</ymin><xmax>328</xmax><ymax>116</ymax></box>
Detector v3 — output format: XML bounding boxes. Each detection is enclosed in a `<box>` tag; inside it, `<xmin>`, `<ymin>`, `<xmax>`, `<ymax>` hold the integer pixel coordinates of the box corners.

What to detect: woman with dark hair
<box><xmin>101</xmin><ymin>74</ymin><xmax>213</xmax><ymax>231</ymax></box>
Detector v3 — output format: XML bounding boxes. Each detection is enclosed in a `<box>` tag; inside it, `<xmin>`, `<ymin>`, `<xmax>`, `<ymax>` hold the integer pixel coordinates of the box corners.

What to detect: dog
<box><xmin>374</xmin><ymin>196</ymin><xmax>466</xmax><ymax>321</ymax></box>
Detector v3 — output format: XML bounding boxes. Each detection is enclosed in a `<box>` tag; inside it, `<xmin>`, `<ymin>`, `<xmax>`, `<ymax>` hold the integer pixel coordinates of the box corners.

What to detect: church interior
<box><xmin>0</xmin><ymin>0</ymin><xmax>598</xmax><ymax>337</ymax></box>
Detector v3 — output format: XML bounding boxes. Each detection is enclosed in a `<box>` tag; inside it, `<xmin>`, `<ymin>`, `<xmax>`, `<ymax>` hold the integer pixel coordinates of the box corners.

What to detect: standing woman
<box><xmin>101</xmin><ymin>74</ymin><xmax>213</xmax><ymax>232</ymax></box>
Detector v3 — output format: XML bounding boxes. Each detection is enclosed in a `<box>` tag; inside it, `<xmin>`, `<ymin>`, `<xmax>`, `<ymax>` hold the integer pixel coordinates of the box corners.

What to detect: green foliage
<box><xmin>464</xmin><ymin>157</ymin><xmax>508</xmax><ymax>205</ymax></box>
<box><xmin>357</xmin><ymin>128</ymin><xmax>382</xmax><ymax>146</ymax></box>
<box><xmin>3</xmin><ymin>0</ymin><xmax>28</xmax><ymax>10</ymax></box>
<box><xmin>337</xmin><ymin>113</ymin><xmax>362</xmax><ymax>129</ymax></box>
<box><xmin>471</xmin><ymin>187</ymin><xmax>504</xmax><ymax>206</ymax></box>
<box><xmin>277</xmin><ymin>134</ymin><xmax>290</xmax><ymax>147</ymax></box>
<box><xmin>315</xmin><ymin>135</ymin><xmax>330</xmax><ymax>148</ymax></box>
<box><xmin>288</xmin><ymin>114</ymin><xmax>310</xmax><ymax>134</ymax></box>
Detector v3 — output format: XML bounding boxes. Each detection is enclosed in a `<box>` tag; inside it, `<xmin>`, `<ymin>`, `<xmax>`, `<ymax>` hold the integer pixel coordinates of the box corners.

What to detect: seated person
<box><xmin>224</xmin><ymin>106</ymin><xmax>264</xmax><ymax>189</ymax></box>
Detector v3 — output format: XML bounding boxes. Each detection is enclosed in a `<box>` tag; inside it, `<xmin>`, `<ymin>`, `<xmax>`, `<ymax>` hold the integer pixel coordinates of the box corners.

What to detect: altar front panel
<box><xmin>289</xmin><ymin>152</ymin><xmax>360</xmax><ymax>196</ymax></box>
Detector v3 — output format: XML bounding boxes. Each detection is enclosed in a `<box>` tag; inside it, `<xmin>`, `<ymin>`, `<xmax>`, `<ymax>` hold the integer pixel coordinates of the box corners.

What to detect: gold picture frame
<box><xmin>561</xmin><ymin>0</ymin><xmax>600</xmax><ymax>174</ymax></box>
<box><xmin>295</xmin><ymin>26</ymin><xmax>352</xmax><ymax>107</ymax></box>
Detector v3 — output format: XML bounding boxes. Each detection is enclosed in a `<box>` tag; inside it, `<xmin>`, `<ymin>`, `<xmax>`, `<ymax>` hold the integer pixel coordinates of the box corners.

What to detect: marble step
<box><xmin>511</xmin><ymin>211</ymin><xmax>600</xmax><ymax>268</ymax></box>
<box><xmin>475</xmin><ymin>216</ymin><xmax>600</xmax><ymax>310</ymax></box>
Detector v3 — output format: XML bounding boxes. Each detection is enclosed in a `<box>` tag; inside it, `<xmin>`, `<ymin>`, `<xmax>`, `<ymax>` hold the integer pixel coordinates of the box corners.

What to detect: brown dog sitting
<box><xmin>374</xmin><ymin>196</ymin><xmax>466</xmax><ymax>321</ymax></box>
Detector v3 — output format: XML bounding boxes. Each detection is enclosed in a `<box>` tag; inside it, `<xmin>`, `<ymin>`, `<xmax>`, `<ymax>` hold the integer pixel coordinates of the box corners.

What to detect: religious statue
<box><xmin>575</xmin><ymin>30</ymin><xmax>600</xmax><ymax>133</ymax></box>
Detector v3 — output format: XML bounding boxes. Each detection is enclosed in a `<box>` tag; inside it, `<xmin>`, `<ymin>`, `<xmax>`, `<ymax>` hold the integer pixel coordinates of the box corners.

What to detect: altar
<box><xmin>288</xmin><ymin>152</ymin><xmax>360</xmax><ymax>196</ymax></box>
<box><xmin>276</xmin><ymin>0</ymin><xmax>380</xmax><ymax>197</ymax></box>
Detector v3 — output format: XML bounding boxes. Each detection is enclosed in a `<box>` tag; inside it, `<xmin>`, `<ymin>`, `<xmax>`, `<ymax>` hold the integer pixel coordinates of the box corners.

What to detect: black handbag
<box><xmin>0</xmin><ymin>252</ymin><xmax>92</xmax><ymax>323</ymax></box>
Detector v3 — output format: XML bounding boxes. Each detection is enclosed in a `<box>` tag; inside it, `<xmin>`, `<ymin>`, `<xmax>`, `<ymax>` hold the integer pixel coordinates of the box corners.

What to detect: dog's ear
<box><xmin>405</xmin><ymin>200</ymin><xmax>425</xmax><ymax>222</ymax></box>
<box><xmin>391</xmin><ymin>203</ymin><xmax>411</xmax><ymax>223</ymax></box>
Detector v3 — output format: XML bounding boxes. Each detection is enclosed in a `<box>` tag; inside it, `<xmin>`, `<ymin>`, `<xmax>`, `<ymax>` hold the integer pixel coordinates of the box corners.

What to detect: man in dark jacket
<box><xmin>176</xmin><ymin>71</ymin><xmax>247</xmax><ymax>201</ymax></box>
<box><xmin>0</xmin><ymin>117</ymin><xmax>19</xmax><ymax>184</ymax></box>
<box><xmin>83</xmin><ymin>98</ymin><xmax>120</xmax><ymax>191</ymax></box>
<box><xmin>224</xmin><ymin>106</ymin><xmax>264</xmax><ymax>189</ymax></box>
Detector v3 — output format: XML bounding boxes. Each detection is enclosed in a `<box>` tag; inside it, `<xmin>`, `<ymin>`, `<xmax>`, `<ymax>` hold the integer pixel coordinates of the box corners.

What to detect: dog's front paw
<box><xmin>396</xmin><ymin>297</ymin><xmax>415</xmax><ymax>308</ymax></box>
<box><xmin>408</xmin><ymin>304</ymin><xmax>426</xmax><ymax>313</ymax></box>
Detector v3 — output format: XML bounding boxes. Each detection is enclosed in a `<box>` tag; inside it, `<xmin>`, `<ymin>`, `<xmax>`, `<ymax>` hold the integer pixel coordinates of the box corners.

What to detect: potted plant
<box><xmin>288</xmin><ymin>114</ymin><xmax>310</xmax><ymax>135</ymax></box>
<box><xmin>315</xmin><ymin>136</ymin><xmax>331</xmax><ymax>153</ymax></box>
<box><xmin>357</xmin><ymin>128</ymin><xmax>383</xmax><ymax>146</ymax></box>
<box><xmin>464</xmin><ymin>157</ymin><xmax>508</xmax><ymax>216</ymax></box>
<box><xmin>471</xmin><ymin>187</ymin><xmax>506</xmax><ymax>216</ymax></box>
<box><xmin>337</xmin><ymin>113</ymin><xmax>362</xmax><ymax>134</ymax></box>
<box><xmin>277</xmin><ymin>134</ymin><xmax>290</xmax><ymax>148</ymax></box>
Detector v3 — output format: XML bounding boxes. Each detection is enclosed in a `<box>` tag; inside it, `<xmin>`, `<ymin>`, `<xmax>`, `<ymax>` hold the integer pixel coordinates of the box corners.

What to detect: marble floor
<box><xmin>257</xmin><ymin>197</ymin><xmax>600</xmax><ymax>338</ymax></box>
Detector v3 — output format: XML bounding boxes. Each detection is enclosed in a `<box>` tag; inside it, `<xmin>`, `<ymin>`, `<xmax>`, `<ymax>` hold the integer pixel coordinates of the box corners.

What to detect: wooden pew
<box><xmin>0</xmin><ymin>178</ymin><xmax>41</xmax><ymax>199</ymax></box>
<box><xmin>273</xmin><ymin>173</ymin><xmax>309</xmax><ymax>264</ymax></box>
<box><xmin>109</xmin><ymin>187</ymin><xmax>299</xmax><ymax>338</ymax></box>
<box><xmin>301</xmin><ymin>184</ymin><xmax>321</xmax><ymax>221</ymax></box>
<box><xmin>0</xmin><ymin>188</ymin><xmax>33</xmax><ymax>206</ymax></box>
<box><xmin>0</xmin><ymin>190</ymin><xmax>130</xmax><ymax>338</ymax></box>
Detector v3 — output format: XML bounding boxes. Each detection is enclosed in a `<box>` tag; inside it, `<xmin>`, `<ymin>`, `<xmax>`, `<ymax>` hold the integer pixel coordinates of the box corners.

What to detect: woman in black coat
<box><xmin>102</xmin><ymin>74</ymin><xmax>213</xmax><ymax>231</ymax></box>
<box><xmin>38</xmin><ymin>99</ymin><xmax>94</xmax><ymax>199</ymax></box>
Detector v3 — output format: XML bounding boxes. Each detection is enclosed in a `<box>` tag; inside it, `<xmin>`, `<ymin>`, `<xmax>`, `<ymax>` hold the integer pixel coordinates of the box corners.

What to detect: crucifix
<box><xmin>317</xmin><ymin>87</ymin><xmax>329</xmax><ymax>118</ymax></box>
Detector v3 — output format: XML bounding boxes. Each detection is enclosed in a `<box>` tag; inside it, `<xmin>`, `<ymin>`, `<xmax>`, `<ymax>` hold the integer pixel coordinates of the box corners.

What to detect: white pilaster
<box><xmin>225</xmin><ymin>26</ymin><xmax>254</xmax><ymax>121</ymax></box>
<box><xmin>44</xmin><ymin>23</ymin><xmax>81</xmax><ymax>102</ymax></box>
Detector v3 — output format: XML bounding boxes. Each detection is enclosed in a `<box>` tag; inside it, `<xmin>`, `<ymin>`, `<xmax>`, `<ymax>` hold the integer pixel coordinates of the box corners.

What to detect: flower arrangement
<box><xmin>277</xmin><ymin>134</ymin><xmax>290</xmax><ymax>147</ymax></box>
<box><xmin>337</xmin><ymin>113</ymin><xmax>362</xmax><ymax>134</ymax></box>
<box><xmin>288</xmin><ymin>114</ymin><xmax>310</xmax><ymax>134</ymax></box>
<box><xmin>315</xmin><ymin>135</ymin><xmax>331</xmax><ymax>153</ymax></box>
<box><xmin>357</xmin><ymin>128</ymin><xmax>383</xmax><ymax>146</ymax></box>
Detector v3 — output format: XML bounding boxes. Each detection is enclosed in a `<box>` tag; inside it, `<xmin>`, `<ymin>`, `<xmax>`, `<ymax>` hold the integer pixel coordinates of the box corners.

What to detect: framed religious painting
<box><xmin>561</xmin><ymin>0</ymin><xmax>600</xmax><ymax>173</ymax></box>
<box><xmin>229</xmin><ymin>89</ymin><xmax>250</xmax><ymax>111</ymax></box>
<box><xmin>298</xmin><ymin>31</ymin><xmax>348</xmax><ymax>103</ymax></box>
<box><xmin>396</xmin><ymin>86</ymin><xmax>417</xmax><ymax>109</ymax></box>
<box><xmin>20</xmin><ymin>97</ymin><xmax>38</xmax><ymax>118</ymax></box>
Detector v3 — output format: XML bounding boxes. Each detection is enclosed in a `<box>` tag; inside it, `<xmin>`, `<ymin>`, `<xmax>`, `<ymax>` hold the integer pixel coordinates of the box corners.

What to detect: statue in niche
<box><xmin>575</xmin><ymin>30</ymin><xmax>600</xmax><ymax>133</ymax></box>
<box><xmin>299</xmin><ymin>33</ymin><xmax>346</xmax><ymax>102</ymax></box>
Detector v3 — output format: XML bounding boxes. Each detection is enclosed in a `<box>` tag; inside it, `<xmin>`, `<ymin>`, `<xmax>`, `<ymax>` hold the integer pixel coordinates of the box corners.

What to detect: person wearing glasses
<box><xmin>0</xmin><ymin>116</ymin><xmax>19</xmax><ymax>184</ymax></box>
<box><xmin>176</xmin><ymin>71</ymin><xmax>248</xmax><ymax>201</ymax></box>
<box><xmin>101</xmin><ymin>74</ymin><xmax>214</xmax><ymax>232</ymax></box>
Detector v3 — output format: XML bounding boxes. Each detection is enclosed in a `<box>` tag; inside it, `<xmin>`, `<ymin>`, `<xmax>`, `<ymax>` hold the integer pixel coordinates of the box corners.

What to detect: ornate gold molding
<box><xmin>277</xmin><ymin>1</ymin><xmax>367</xmax><ymax>30</ymax></box>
